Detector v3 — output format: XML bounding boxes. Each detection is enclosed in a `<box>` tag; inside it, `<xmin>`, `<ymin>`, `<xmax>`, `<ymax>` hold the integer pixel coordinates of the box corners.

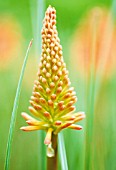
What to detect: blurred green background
<box><xmin>0</xmin><ymin>0</ymin><xmax>116</xmax><ymax>170</ymax></box>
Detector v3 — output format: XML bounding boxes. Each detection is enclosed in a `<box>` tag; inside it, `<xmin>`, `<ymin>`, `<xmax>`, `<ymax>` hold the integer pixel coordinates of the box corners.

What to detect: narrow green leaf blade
<box><xmin>5</xmin><ymin>40</ymin><xmax>33</xmax><ymax>170</ymax></box>
<box><xmin>58</xmin><ymin>133</ymin><xmax>68</xmax><ymax>170</ymax></box>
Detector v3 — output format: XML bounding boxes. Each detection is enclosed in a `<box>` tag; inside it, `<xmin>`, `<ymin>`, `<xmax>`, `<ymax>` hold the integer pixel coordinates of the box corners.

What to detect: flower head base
<box><xmin>20</xmin><ymin>6</ymin><xmax>85</xmax><ymax>146</ymax></box>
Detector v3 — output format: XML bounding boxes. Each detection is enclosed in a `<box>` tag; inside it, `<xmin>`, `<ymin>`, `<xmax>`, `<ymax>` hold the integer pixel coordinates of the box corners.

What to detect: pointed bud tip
<box><xmin>26</xmin><ymin>120</ymin><xmax>32</xmax><ymax>125</ymax></box>
<box><xmin>81</xmin><ymin>112</ymin><xmax>86</xmax><ymax>118</ymax></box>
<box><xmin>29</xmin><ymin>39</ymin><xmax>33</xmax><ymax>47</ymax></box>
<box><xmin>78</xmin><ymin>126</ymin><xmax>83</xmax><ymax>130</ymax></box>
<box><xmin>20</xmin><ymin>127</ymin><xmax>25</xmax><ymax>131</ymax></box>
<box><xmin>21</xmin><ymin>112</ymin><xmax>29</xmax><ymax>120</ymax></box>
<box><xmin>21</xmin><ymin>112</ymin><xmax>25</xmax><ymax>116</ymax></box>
<box><xmin>44</xmin><ymin>139</ymin><xmax>51</xmax><ymax>145</ymax></box>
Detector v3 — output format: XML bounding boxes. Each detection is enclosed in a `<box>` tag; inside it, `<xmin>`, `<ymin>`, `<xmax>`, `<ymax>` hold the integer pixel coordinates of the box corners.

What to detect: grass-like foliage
<box><xmin>4</xmin><ymin>40</ymin><xmax>33</xmax><ymax>170</ymax></box>
<box><xmin>58</xmin><ymin>133</ymin><xmax>68</xmax><ymax>170</ymax></box>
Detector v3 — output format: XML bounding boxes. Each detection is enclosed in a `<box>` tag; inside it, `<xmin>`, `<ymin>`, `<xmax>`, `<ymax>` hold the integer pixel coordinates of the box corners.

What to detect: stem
<box><xmin>47</xmin><ymin>134</ymin><xmax>58</xmax><ymax>170</ymax></box>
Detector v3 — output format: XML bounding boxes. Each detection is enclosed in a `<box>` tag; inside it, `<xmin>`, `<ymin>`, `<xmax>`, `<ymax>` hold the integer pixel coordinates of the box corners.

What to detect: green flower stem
<box><xmin>47</xmin><ymin>134</ymin><xmax>58</xmax><ymax>170</ymax></box>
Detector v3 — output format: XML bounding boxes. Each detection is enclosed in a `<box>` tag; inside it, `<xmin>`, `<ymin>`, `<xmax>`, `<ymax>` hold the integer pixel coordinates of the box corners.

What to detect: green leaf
<box><xmin>4</xmin><ymin>40</ymin><xmax>33</xmax><ymax>170</ymax></box>
<box><xmin>58</xmin><ymin>133</ymin><xmax>68</xmax><ymax>170</ymax></box>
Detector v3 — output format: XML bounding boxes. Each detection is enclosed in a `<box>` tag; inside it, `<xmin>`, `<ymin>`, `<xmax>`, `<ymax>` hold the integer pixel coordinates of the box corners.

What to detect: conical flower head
<box><xmin>21</xmin><ymin>6</ymin><xmax>85</xmax><ymax>145</ymax></box>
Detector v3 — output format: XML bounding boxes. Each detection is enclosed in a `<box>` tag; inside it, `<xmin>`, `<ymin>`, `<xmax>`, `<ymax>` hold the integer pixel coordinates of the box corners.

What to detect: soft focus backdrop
<box><xmin>0</xmin><ymin>0</ymin><xmax>116</xmax><ymax>170</ymax></box>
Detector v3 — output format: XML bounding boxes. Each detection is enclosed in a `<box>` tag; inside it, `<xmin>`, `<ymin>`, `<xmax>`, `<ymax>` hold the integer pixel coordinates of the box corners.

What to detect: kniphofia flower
<box><xmin>0</xmin><ymin>15</ymin><xmax>22</xmax><ymax>69</ymax></box>
<box><xmin>20</xmin><ymin>6</ymin><xmax>85</xmax><ymax>147</ymax></box>
<box><xmin>71</xmin><ymin>7</ymin><xmax>116</xmax><ymax>79</ymax></box>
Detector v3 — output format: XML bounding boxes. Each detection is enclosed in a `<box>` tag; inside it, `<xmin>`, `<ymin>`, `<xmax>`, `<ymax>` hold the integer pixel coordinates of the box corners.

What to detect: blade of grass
<box><xmin>29</xmin><ymin>0</ymin><xmax>45</xmax><ymax>59</ymax></box>
<box><xmin>37</xmin><ymin>0</ymin><xmax>46</xmax><ymax>169</ymax></box>
<box><xmin>58</xmin><ymin>133</ymin><xmax>68</xmax><ymax>170</ymax></box>
<box><xmin>4</xmin><ymin>40</ymin><xmax>33</xmax><ymax>170</ymax></box>
<box><xmin>29</xmin><ymin>0</ymin><xmax>45</xmax><ymax>169</ymax></box>
<box><xmin>84</xmin><ymin>12</ymin><xmax>98</xmax><ymax>170</ymax></box>
<box><xmin>38</xmin><ymin>131</ymin><xmax>46</xmax><ymax>170</ymax></box>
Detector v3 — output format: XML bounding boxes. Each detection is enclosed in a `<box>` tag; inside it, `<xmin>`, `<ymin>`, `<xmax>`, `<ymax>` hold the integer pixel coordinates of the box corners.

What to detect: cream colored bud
<box><xmin>31</xmin><ymin>96</ymin><xmax>39</xmax><ymax>103</ymax></box>
<box><xmin>59</xmin><ymin>105</ymin><xmax>65</xmax><ymax>111</ymax></box>
<box><xmin>59</xmin><ymin>45</ymin><xmax>62</xmax><ymax>50</ymax></box>
<box><xmin>55</xmin><ymin>121</ymin><xmax>62</xmax><ymax>126</ymax></box>
<box><xmin>68</xmin><ymin>87</ymin><xmax>74</xmax><ymax>93</ymax></box>
<box><xmin>57</xmin><ymin>86</ymin><xmax>62</xmax><ymax>93</ymax></box>
<box><xmin>69</xmin><ymin>106</ymin><xmax>75</xmax><ymax>112</ymax></box>
<box><xmin>42</xmin><ymin>78</ymin><xmax>47</xmax><ymax>83</ymax></box>
<box><xmin>48</xmin><ymin>100</ymin><xmax>53</xmax><ymax>107</ymax></box>
<box><xmin>51</xmin><ymin>37</ymin><xmax>56</xmax><ymax>42</ymax></box>
<box><xmin>43</xmin><ymin>53</ymin><xmax>47</xmax><ymax>58</ymax></box>
<box><xmin>54</xmin><ymin>76</ymin><xmax>59</xmax><ymax>81</ymax></box>
<box><xmin>51</xmin><ymin>94</ymin><xmax>56</xmax><ymax>100</ymax></box>
<box><xmin>39</xmin><ymin>76</ymin><xmax>42</xmax><ymax>81</ymax></box>
<box><xmin>62</xmin><ymin>68</ymin><xmax>67</xmax><ymax>74</ymax></box>
<box><xmin>43</xmin><ymin>60</ymin><xmax>46</xmax><ymax>65</ymax></box>
<box><xmin>48</xmin><ymin>28</ymin><xmax>53</xmax><ymax>34</ymax></box>
<box><xmin>64</xmin><ymin>93</ymin><xmax>71</xmax><ymax>99</ymax></box>
<box><xmin>55</xmin><ymin>54</ymin><xmax>59</xmax><ymax>59</ymax></box>
<box><xmin>46</xmin><ymin>48</ymin><xmax>50</xmax><ymax>53</ymax></box>
<box><xmin>67</xmin><ymin>101</ymin><xmax>74</xmax><ymax>107</ymax></box>
<box><xmin>42</xmin><ymin>68</ymin><xmax>47</xmax><ymax>73</ymax></box>
<box><xmin>52</xmin><ymin>58</ymin><xmax>56</xmax><ymax>63</ymax></box>
<box><xmin>40</xmin><ymin>98</ymin><xmax>46</xmax><ymax>104</ymax></box>
<box><xmin>52</xmin><ymin>65</ymin><xmax>58</xmax><ymax>71</ymax></box>
<box><xmin>51</xmin><ymin>50</ymin><xmax>55</xmax><ymax>56</ymax></box>
<box><xmin>47</xmin><ymin>55</ymin><xmax>51</xmax><ymax>60</ymax></box>
<box><xmin>47</xmin><ymin>34</ymin><xmax>51</xmax><ymax>38</ymax></box>
<box><xmin>54</xmin><ymin>46</ymin><xmax>59</xmax><ymax>51</ymax></box>
<box><xmin>46</xmin><ymin>88</ymin><xmax>51</xmax><ymax>94</ymax></box>
<box><xmin>42</xmin><ymin>34</ymin><xmax>46</xmax><ymax>39</ymax></box>
<box><xmin>50</xmin><ymin>82</ymin><xmax>55</xmax><ymax>88</ymax></box>
<box><xmin>34</xmin><ymin>80</ymin><xmax>39</xmax><ymax>85</ymax></box>
<box><xmin>57</xmin><ymin>71</ymin><xmax>62</xmax><ymax>76</ymax></box>
<box><xmin>57</xmin><ymin>62</ymin><xmax>61</xmax><ymax>67</ymax></box>
<box><xmin>47</xmin><ymin>39</ymin><xmax>51</xmax><ymax>43</ymax></box>
<box><xmin>58</xmin><ymin>81</ymin><xmax>63</xmax><ymax>86</ymax></box>
<box><xmin>33</xmin><ymin>92</ymin><xmax>41</xmax><ymax>98</ymax></box>
<box><xmin>44</xmin><ymin>111</ymin><xmax>51</xmax><ymax>118</ymax></box>
<box><xmin>46</xmin><ymin>72</ymin><xmax>51</xmax><ymax>78</ymax></box>
<box><xmin>58</xmin><ymin>101</ymin><xmax>64</xmax><ymax>107</ymax></box>
<box><xmin>50</xmin><ymin>42</ymin><xmax>55</xmax><ymax>48</ymax></box>
<box><xmin>46</xmin><ymin>63</ymin><xmax>50</xmax><ymax>69</ymax></box>
<box><xmin>38</xmin><ymin>85</ymin><xmax>44</xmax><ymax>92</ymax></box>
